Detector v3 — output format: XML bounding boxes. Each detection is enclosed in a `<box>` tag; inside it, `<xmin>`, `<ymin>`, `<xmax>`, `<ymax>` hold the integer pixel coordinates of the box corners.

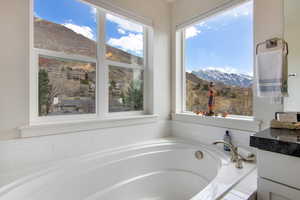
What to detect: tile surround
<box><xmin>171</xmin><ymin>121</ymin><xmax>256</xmax><ymax>151</ymax></box>
<box><xmin>0</xmin><ymin>120</ymin><xmax>257</xmax><ymax>174</ymax></box>
<box><xmin>0</xmin><ymin>121</ymin><xmax>170</xmax><ymax>173</ymax></box>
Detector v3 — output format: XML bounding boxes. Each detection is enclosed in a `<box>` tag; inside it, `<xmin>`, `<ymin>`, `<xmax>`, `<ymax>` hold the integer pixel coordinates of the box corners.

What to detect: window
<box><xmin>32</xmin><ymin>0</ymin><xmax>149</xmax><ymax>122</ymax></box>
<box><xmin>106</xmin><ymin>14</ymin><xmax>145</xmax><ymax>112</ymax></box>
<box><xmin>183</xmin><ymin>1</ymin><xmax>253</xmax><ymax>116</ymax></box>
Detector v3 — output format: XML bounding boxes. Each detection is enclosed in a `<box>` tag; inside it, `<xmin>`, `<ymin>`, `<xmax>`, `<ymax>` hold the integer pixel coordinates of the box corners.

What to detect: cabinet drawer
<box><xmin>258</xmin><ymin>178</ymin><xmax>300</xmax><ymax>200</ymax></box>
<box><xmin>257</xmin><ymin>150</ymin><xmax>300</xmax><ymax>189</ymax></box>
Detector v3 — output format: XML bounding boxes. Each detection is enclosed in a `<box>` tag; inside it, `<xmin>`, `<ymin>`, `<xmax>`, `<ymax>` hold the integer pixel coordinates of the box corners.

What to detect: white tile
<box><xmin>231</xmin><ymin>190</ymin><xmax>249</xmax><ymax>199</ymax></box>
<box><xmin>222</xmin><ymin>192</ymin><xmax>244</xmax><ymax>200</ymax></box>
<box><xmin>171</xmin><ymin>121</ymin><xmax>255</xmax><ymax>151</ymax></box>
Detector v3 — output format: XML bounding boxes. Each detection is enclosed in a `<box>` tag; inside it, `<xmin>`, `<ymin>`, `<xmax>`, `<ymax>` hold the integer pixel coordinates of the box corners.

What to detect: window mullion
<box><xmin>105</xmin><ymin>60</ymin><xmax>144</xmax><ymax>70</ymax></box>
<box><xmin>145</xmin><ymin>27</ymin><xmax>154</xmax><ymax>114</ymax></box>
<box><xmin>31</xmin><ymin>50</ymin><xmax>39</xmax><ymax>122</ymax></box>
<box><xmin>181</xmin><ymin>30</ymin><xmax>186</xmax><ymax>113</ymax></box>
<box><xmin>33</xmin><ymin>48</ymin><xmax>97</xmax><ymax>63</ymax></box>
<box><xmin>97</xmin><ymin>10</ymin><xmax>108</xmax><ymax>118</ymax></box>
<box><xmin>143</xmin><ymin>27</ymin><xmax>148</xmax><ymax>113</ymax></box>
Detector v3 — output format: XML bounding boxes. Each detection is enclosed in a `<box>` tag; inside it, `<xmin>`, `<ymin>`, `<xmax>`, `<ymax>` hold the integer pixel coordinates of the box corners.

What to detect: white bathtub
<box><xmin>0</xmin><ymin>139</ymin><xmax>255</xmax><ymax>200</ymax></box>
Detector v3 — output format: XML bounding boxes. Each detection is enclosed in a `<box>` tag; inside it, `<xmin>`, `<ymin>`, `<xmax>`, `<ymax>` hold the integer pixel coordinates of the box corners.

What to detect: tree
<box><xmin>38</xmin><ymin>69</ymin><xmax>49</xmax><ymax>115</ymax></box>
<box><xmin>46</xmin><ymin>84</ymin><xmax>59</xmax><ymax>114</ymax></box>
<box><xmin>123</xmin><ymin>80</ymin><xmax>143</xmax><ymax>110</ymax></box>
<box><xmin>110</xmin><ymin>80</ymin><xmax>117</xmax><ymax>89</ymax></box>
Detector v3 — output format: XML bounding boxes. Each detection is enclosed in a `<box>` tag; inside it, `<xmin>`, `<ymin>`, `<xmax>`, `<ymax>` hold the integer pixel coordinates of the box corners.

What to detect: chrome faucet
<box><xmin>212</xmin><ymin>140</ymin><xmax>243</xmax><ymax>169</ymax></box>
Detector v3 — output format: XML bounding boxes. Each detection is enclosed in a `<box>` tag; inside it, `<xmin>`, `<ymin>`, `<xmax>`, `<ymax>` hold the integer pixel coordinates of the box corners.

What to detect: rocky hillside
<box><xmin>186</xmin><ymin>72</ymin><xmax>253</xmax><ymax>116</ymax></box>
<box><xmin>34</xmin><ymin>17</ymin><xmax>143</xmax><ymax>65</ymax></box>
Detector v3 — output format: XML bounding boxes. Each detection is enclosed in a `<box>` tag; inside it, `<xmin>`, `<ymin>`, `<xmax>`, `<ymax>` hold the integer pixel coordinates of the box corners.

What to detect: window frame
<box><xmin>29</xmin><ymin>1</ymin><xmax>152</xmax><ymax>125</ymax></box>
<box><xmin>104</xmin><ymin>14</ymin><xmax>148</xmax><ymax>117</ymax></box>
<box><xmin>176</xmin><ymin>0</ymin><xmax>254</xmax><ymax>118</ymax></box>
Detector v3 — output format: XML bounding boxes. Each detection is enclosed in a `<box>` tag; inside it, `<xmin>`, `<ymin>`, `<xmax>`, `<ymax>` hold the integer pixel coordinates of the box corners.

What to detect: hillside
<box><xmin>186</xmin><ymin>72</ymin><xmax>253</xmax><ymax>116</ymax></box>
<box><xmin>34</xmin><ymin>18</ymin><xmax>143</xmax><ymax>65</ymax></box>
<box><xmin>35</xmin><ymin>18</ymin><xmax>143</xmax><ymax>115</ymax></box>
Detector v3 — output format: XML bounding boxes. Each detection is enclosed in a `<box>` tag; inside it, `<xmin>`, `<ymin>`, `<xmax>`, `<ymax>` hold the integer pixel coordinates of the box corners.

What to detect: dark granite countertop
<box><xmin>250</xmin><ymin>128</ymin><xmax>300</xmax><ymax>157</ymax></box>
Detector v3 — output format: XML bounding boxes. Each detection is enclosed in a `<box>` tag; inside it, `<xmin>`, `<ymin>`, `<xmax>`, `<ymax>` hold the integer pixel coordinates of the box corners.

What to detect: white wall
<box><xmin>253</xmin><ymin>0</ymin><xmax>284</xmax><ymax>130</ymax></box>
<box><xmin>171</xmin><ymin>0</ymin><xmax>285</xmax><ymax>130</ymax></box>
<box><xmin>0</xmin><ymin>0</ymin><xmax>30</xmax><ymax>140</ymax></box>
<box><xmin>284</xmin><ymin>0</ymin><xmax>300</xmax><ymax>111</ymax></box>
<box><xmin>0</xmin><ymin>0</ymin><xmax>171</xmax><ymax>140</ymax></box>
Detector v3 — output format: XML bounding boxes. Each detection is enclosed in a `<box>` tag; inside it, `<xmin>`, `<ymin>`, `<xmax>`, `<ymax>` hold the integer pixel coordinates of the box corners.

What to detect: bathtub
<box><xmin>0</xmin><ymin>138</ymin><xmax>255</xmax><ymax>200</ymax></box>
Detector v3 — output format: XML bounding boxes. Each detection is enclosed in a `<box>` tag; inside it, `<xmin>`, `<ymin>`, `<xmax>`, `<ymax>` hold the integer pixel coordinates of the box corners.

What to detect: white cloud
<box><xmin>222</xmin><ymin>1</ymin><xmax>252</xmax><ymax>18</ymax></box>
<box><xmin>107</xmin><ymin>33</ymin><xmax>143</xmax><ymax>55</ymax></box>
<box><xmin>198</xmin><ymin>21</ymin><xmax>212</xmax><ymax>30</ymax></box>
<box><xmin>106</xmin><ymin>14</ymin><xmax>143</xmax><ymax>33</ymax></box>
<box><xmin>185</xmin><ymin>26</ymin><xmax>201</xmax><ymax>39</ymax></box>
<box><xmin>90</xmin><ymin>7</ymin><xmax>97</xmax><ymax>15</ymax></box>
<box><xmin>63</xmin><ymin>23</ymin><xmax>95</xmax><ymax>40</ymax></box>
<box><xmin>117</xmin><ymin>28</ymin><xmax>126</xmax><ymax>34</ymax></box>
<box><xmin>198</xmin><ymin>22</ymin><xmax>206</xmax><ymax>27</ymax></box>
<box><xmin>90</xmin><ymin>7</ymin><xmax>97</xmax><ymax>22</ymax></box>
<box><xmin>34</xmin><ymin>12</ymin><xmax>41</xmax><ymax>18</ymax></box>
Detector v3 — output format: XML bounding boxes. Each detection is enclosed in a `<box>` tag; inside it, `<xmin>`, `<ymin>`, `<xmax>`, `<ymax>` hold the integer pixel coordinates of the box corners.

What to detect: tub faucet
<box><xmin>212</xmin><ymin>140</ymin><xmax>243</xmax><ymax>169</ymax></box>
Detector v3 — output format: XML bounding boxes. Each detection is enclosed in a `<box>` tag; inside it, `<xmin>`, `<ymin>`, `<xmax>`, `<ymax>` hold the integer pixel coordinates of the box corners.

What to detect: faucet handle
<box><xmin>235</xmin><ymin>158</ymin><xmax>243</xmax><ymax>169</ymax></box>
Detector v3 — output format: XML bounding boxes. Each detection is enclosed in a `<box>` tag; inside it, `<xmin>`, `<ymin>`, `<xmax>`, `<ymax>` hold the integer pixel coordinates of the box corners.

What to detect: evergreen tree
<box><xmin>38</xmin><ymin>69</ymin><xmax>49</xmax><ymax>115</ymax></box>
<box><xmin>123</xmin><ymin>80</ymin><xmax>143</xmax><ymax>110</ymax></box>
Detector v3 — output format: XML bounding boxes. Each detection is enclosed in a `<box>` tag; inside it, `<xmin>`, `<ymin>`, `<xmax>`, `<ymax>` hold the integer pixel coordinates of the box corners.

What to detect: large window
<box><xmin>32</xmin><ymin>0</ymin><xmax>148</xmax><ymax>121</ymax></box>
<box><xmin>183</xmin><ymin>1</ymin><xmax>253</xmax><ymax>116</ymax></box>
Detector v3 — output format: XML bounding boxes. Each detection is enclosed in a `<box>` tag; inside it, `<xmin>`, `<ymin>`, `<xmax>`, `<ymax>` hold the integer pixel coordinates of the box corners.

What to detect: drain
<box><xmin>195</xmin><ymin>150</ymin><xmax>204</xmax><ymax>160</ymax></box>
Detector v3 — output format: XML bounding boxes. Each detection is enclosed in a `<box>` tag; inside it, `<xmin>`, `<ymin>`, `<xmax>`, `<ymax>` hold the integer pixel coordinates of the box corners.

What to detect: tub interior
<box><xmin>0</xmin><ymin>142</ymin><xmax>221</xmax><ymax>200</ymax></box>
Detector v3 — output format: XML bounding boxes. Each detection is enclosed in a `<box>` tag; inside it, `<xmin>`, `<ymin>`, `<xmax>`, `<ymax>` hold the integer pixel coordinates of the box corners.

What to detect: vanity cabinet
<box><xmin>250</xmin><ymin>128</ymin><xmax>300</xmax><ymax>200</ymax></box>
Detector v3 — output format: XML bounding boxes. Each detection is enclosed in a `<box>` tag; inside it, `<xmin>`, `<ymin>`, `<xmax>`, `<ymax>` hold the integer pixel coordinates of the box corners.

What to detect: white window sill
<box><xmin>172</xmin><ymin>113</ymin><xmax>262</xmax><ymax>132</ymax></box>
<box><xmin>19</xmin><ymin>114</ymin><xmax>159</xmax><ymax>138</ymax></box>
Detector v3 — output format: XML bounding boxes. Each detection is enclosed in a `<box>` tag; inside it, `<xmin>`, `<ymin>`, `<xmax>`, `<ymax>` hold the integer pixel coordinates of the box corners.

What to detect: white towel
<box><xmin>256</xmin><ymin>50</ymin><xmax>288</xmax><ymax>100</ymax></box>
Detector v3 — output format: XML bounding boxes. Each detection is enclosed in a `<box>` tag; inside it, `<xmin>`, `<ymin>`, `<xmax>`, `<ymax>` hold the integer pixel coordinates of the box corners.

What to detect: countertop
<box><xmin>250</xmin><ymin>128</ymin><xmax>300</xmax><ymax>157</ymax></box>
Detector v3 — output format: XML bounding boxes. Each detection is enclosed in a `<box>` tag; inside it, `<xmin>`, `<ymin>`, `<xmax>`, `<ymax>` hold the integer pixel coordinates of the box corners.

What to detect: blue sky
<box><xmin>185</xmin><ymin>1</ymin><xmax>253</xmax><ymax>75</ymax></box>
<box><xmin>34</xmin><ymin>0</ymin><xmax>144</xmax><ymax>57</ymax></box>
<box><xmin>35</xmin><ymin>0</ymin><xmax>252</xmax><ymax>72</ymax></box>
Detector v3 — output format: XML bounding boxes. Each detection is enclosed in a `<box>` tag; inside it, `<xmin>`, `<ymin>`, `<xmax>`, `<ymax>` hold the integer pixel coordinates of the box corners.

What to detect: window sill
<box><xmin>19</xmin><ymin>114</ymin><xmax>159</xmax><ymax>138</ymax></box>
<box><xmin>172</xmin><ymin>113</ymin><xmax>262</xmax><ymax>132</ymax></box>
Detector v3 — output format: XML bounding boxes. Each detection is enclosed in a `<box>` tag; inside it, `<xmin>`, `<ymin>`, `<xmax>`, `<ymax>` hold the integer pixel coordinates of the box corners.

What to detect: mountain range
<box><xmin>192</xmin><ymin>69</ymin><xmax>253</xmax><ymax>88</ymax></box>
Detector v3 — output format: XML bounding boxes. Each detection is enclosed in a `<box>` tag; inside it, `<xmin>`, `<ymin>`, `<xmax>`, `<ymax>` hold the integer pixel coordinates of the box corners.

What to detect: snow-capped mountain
<box><xmin>192</xmin><ymin>69</ymin><xmax>253</xmax><ymax>88</ymax></box>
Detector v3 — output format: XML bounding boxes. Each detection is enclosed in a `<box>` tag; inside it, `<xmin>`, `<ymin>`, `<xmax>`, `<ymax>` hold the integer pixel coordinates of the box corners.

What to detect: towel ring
<box><xmin>256</xmin><ymin>38</ymin><xmax>289</xmax><ymax>55</ymax></box>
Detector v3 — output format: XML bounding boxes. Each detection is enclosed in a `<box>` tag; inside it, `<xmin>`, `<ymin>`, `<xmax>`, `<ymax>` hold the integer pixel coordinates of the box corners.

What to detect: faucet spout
<box><xmin>212</xmin><ymin>140</ymin><xmax>243</xmax><ymax>169</ymax></box>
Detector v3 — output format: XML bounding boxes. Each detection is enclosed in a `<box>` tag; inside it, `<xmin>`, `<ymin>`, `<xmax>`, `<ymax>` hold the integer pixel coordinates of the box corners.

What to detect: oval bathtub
<box><xmin>0</xmin><ymin>139</ymin><xmax>255</xmax><ymax>200</ymax></box>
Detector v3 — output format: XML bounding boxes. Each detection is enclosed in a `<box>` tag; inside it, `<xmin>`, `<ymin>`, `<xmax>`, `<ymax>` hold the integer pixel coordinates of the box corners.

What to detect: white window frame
<box><xmin>175</xmin><ymin>0</ymin><xmax>254</xmax><ymax>119</ymax></box>
<box><xmin>103</xmin><ymin>21</ymin><xmax>148</xmax><ymax>118</ymax></box>
<box><xmin>29</xmin><ymin>0</ymin><xmax>153</xmax><ymax>125</ymax></box>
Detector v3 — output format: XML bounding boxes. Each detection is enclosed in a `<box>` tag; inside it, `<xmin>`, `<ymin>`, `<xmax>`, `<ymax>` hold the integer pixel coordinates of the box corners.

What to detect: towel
<box><xmin>256</xmin><ymin>49</ymin><xmax>288</xmax><ymax>101</ymax></box>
